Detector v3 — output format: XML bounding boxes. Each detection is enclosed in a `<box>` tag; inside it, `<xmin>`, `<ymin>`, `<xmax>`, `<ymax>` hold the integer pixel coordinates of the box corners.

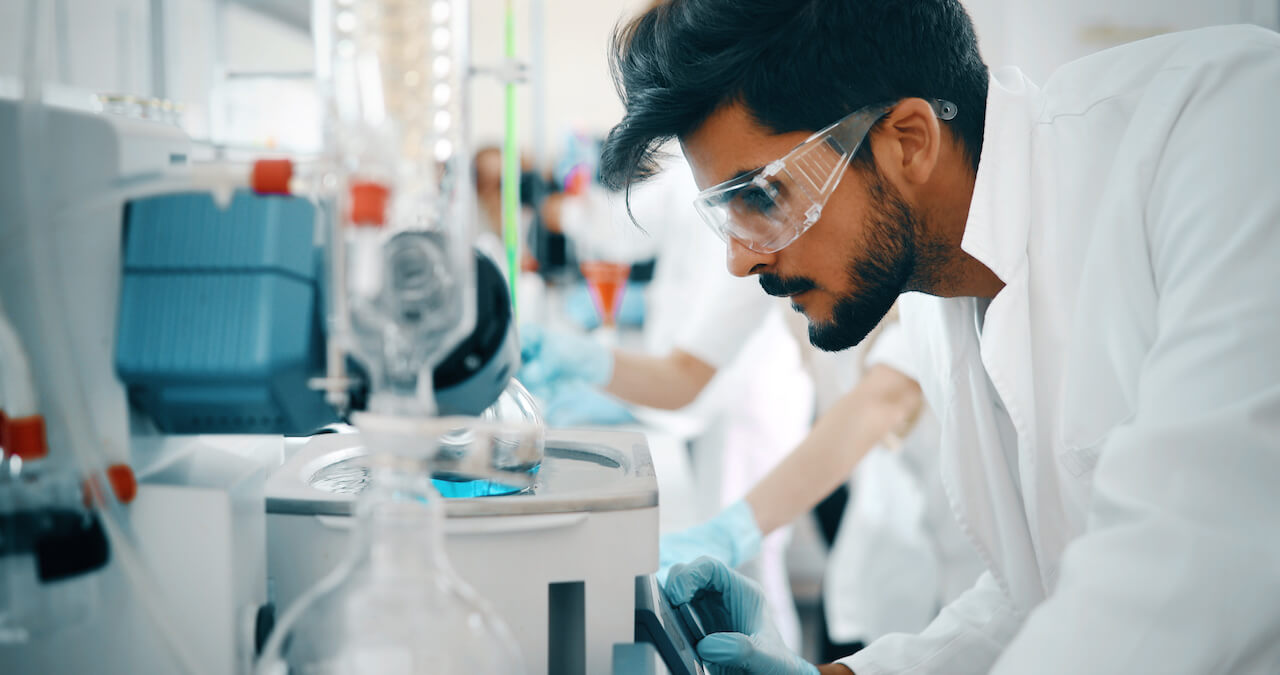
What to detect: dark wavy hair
<box><xmin>599</xmin><ymin>0</ymin><xmax>988</xmax><ymax>196</ymax></box>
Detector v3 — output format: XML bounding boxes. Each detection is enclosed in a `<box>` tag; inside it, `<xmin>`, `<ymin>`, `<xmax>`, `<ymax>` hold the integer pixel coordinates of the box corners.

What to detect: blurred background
<box><xmin>1</xmin><ymin>0</ymin><xmax>1275</xmax><ymax>160</ymax></box>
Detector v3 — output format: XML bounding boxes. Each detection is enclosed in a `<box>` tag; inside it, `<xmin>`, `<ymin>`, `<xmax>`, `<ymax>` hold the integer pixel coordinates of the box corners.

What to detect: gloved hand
<box><xmin>518</xmin><ymin>324</ymin><xmax>614</xmax><ymax>397</ymax></box>
<box><xmin>665</xmin><ymin>557</ymin><xmax>819</xmax><ymax>675</ymax></box>
<box><xmin>541</xmin><ymin>380</ymin><xmax>635</xmax><ymax>427</ymax></box>
<box><xmin>658</xmin><ymin>500</ymin><xmax>762</xmax><ymax>583</ymax></box>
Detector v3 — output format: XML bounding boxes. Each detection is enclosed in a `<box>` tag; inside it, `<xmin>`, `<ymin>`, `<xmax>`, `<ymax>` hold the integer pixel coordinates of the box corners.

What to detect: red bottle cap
<box><xmin>0</xmin><ymin>412</ymin><xmax>48</xmax><ymax>460</ymax></box>
<box><xmin>350</xmin><ymin>181</ymin><xmax>390</xmax><ymax>227</ymax></box>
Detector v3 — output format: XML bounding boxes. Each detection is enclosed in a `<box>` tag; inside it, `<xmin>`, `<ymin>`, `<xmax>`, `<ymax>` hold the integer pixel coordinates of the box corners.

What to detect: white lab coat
<box><xmin>823</xmin><ymin>323</ymin><xmax>984</xmax><ymax>644</ymax></box>
<box><xmin>841</xmin><ymin>26</ymin><xmax>1280</xmax><ymax>675</ymax></box>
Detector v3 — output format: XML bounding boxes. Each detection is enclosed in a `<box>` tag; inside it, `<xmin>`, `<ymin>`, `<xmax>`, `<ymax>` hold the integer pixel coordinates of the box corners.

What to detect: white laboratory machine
<box><xmin>266</xmin><ymin>427</ymin><xmax>659</xmax><ymax>674</ymax></box>
<box><xmin>0</xmin><ymin>0</ymin><xmax>695</xmax><ymax>673</ymax></box>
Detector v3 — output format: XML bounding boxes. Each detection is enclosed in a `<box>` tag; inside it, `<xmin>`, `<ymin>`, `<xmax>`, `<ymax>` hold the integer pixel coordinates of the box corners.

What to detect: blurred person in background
<box><xmin>473</xmin><ymin>144</ymin><xmax>564</xmax><ymax>277</ymax></box>
<box><xmin>473</xmin><ymin>145</ymin><xmax>513</xmax><ymax>268</ymax></box>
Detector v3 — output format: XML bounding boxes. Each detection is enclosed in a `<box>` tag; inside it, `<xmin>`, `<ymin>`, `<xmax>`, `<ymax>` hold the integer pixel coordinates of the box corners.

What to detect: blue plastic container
<box><xmin>115</xmin><ymin>190</ymin><xmax>337</xmax><ymax>434</ymax></box>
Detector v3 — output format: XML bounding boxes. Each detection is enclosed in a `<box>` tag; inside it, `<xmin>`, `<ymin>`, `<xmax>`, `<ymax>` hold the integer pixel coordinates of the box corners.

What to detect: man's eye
<box><xmin>734</xmin><ymin>184</ymin><xmax>777</xmax><ymax>215</ymax></box>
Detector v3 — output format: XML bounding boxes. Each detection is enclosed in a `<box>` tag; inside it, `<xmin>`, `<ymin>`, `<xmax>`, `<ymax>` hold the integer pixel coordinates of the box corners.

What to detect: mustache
<box><xmin>759</xmin><ymin>273</ymin><xmax>817</xmax><ymax>297</ymax></box>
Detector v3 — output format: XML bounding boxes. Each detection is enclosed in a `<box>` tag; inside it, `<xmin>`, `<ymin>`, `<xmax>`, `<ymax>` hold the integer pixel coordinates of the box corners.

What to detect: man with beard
<box><xmin>597</xmin><ymin>1</ymin><xmax>1280</xmax><ymax>674</ymax></box>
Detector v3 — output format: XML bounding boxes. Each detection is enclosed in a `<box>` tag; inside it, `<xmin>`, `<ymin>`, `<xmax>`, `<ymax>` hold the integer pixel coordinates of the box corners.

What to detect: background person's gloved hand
<box><xmin>658</xmin><ymin>500</ymin><xmax>762</xmax><ymax>583</ymax></box>
<box><xmin>665</xmin><ymin>557</ymin><xmax>819</xmax><ymax>675</ymax></box>
<box><xmin>518</xmin><ymin>324</ymin><xmax>613</xmax><ymax>398</ymax></box>
<box><xmin>541</xmin><ymin>380</ymin><xmax>635</xmax><ymax>427</ymax></box>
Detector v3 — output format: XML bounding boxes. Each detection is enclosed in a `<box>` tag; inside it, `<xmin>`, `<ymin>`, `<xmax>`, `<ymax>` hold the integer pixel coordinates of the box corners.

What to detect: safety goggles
<box><xmin>693</xmin><ymin>99</ymin><xmax>958</xmax><ymax>253</ymax></box>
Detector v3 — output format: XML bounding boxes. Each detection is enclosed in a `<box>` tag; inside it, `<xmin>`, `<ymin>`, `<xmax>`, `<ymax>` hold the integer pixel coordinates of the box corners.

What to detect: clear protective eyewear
<box><xmin>693</xmin><ymin>99</ymin><xmax>958</xmax><ymax>254</ymax></box>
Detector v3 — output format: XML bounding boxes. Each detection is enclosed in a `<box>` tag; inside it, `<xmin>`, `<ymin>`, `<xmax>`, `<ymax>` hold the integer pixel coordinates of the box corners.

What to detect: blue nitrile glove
<box><xmin>518</xmin><ymin>324</ymin><xmax>613</xmax><ymax>397</ymax></box>
<box><xmin>658</xmin><ymin>500</ymin><xmax>762</xmax><ymax>583</ymax></box>
<box><xmin>541</xmin><ymin>380</ymin><xmax>636</xmax><ymax>427</ymax></box>
<box><xmin>564</xmin><ymin>281</ymin><xmax>647</xmax><ymax>330</ymax></box>
<box><xmin>665</xmin><ymin>557</ymin><xmax>819</xmax><ymax>675</ymax></box>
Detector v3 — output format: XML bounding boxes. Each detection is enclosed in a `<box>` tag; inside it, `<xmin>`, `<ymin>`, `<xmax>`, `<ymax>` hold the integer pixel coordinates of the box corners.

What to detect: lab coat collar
<box><xmin>960</xmin><ymin>67</ymin><xmax>1041</xmax><ymax>285</ymax></box>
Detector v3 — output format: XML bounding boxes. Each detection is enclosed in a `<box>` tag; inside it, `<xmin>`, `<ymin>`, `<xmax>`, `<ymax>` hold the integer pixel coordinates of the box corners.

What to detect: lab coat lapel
<box><xmin>903</xmin><ymin>288</ymin><xmax>1044</xmax><ymax>607</ymax></box>
<box><xmin>954</xmin><ymin>68</ymin><xmax>1048</xmax><ymax>603</ymax></box>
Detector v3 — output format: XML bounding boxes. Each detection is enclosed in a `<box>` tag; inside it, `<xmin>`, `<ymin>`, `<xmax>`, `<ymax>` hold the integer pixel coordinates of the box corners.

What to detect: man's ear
<box><xmin>871</xmin><ymin>97</ymin><xmax>943</xmax><ymax>187</ymax></box>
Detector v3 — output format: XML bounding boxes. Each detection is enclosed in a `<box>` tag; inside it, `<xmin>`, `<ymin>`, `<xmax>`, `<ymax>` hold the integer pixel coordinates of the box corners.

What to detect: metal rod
<box><xmin>502</xmin><ymin>0</ymin><xmax>521</xmax><ymax>317</ymax></box>
<box><xmin>148</xmin><ymin>0</ymin><xmax>166</xmax><ymax>97</ymax></box>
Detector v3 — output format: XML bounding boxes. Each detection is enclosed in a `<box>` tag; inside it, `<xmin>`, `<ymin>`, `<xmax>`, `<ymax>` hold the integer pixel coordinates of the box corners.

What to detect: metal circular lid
<box><xmin>265</xmin><ymin>428</ymin><xmax>657</xmax><ymax>517</ymax></box>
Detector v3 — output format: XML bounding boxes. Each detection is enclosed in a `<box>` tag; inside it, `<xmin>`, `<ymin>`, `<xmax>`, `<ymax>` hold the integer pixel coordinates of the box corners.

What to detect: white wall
<box><xmin>0</xmin><ymin>0</ymin><xmax>154</xmax><ymax>98</ymax></box>
<box><xmin>0</xmin><ymin>0</ymin><xmax>314</xmax><ymax>145</ymax></box>
<box><xmin>4</xmin><ymin>0</ymin><xmax>1276</xmax><ymax>159</ymax></box>
<box><xmin>205</xmin><ymin>2</ymin><xmax>318</xmax><ymax>149</ymax></box>
<box><xmin>469</xmin><ymin>0</ymin><xmax>1280</xmax><ymax>164</ymax></box>
<box><xmin>967</xmin><ymin>0</ymin><xmax>1279</xmax><ymax>82</ymax></box>
<box><xmin>469</xmin><ymin>0</ymin><xmax>647</xmax><ymax>168</ymax></box>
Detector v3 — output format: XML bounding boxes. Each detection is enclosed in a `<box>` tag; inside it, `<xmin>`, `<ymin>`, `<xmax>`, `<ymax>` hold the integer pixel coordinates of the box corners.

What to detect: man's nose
<box><xmin>726</xmin><ymin>236</ymin><xmax>774</xmax><ymax>277</ymax></box>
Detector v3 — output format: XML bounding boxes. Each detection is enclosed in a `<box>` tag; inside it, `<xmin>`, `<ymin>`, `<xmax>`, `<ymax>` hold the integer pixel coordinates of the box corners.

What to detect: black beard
<box><xmin>807</xmin><ymin>174</ymin><xmax>921</xmax><ymax>352</ymax></box>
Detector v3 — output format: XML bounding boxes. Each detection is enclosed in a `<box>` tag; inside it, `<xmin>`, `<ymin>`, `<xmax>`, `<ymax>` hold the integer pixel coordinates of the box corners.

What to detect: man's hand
<box><xmin>665</xmin><ymin>557</ymin><xmax>819</xmax><ymax>675</ymax></box>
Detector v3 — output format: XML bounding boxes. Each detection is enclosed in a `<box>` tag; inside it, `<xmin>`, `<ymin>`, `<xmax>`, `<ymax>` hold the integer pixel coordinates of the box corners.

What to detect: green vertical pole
<box><xmin>502</xmin><ymin>0</ymin><xmax>520</xmax><ymax>320</ymax></box>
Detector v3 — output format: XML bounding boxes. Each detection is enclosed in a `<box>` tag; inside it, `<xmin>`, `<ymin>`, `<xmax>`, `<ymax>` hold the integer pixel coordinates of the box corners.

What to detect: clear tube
<box><xmin>47</xmin><ymin>163</ymin><xmax>254</xmax><ymax>219</ymax></box>
<box><xmin>0</xmin><ymin>296</ymin><xmax>37</xmax><ymax>416</ymax></box>
<box><xmin>11</xmin><ymin>2</ymin><xmax>201</xmax><ymax>670</ymax></box>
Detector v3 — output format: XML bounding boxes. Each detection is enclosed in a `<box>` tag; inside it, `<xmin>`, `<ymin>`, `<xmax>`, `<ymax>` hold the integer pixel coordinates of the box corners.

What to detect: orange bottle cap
<box><xmin>252</xmin><ymin>159</ymin><xmax>294</xmax><ymax>195</ymax></box>
<box><xmin>107</xmin><ymin>464</ymin><xmax>138</xmax><ymax>504</ymax></box>
<box><xmin>350</xmin><ymin>181</ymin><xmax>390</xmax><ymax>226</ymax></box>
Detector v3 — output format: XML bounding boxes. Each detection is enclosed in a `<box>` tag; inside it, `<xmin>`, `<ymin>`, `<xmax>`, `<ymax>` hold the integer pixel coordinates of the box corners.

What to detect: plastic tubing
<box><xmin>48</xmin><ymin>162</ymin><xmax>253</xmax><ymax>221</ymax></box>
<box><xmin>0</xmin><ymin>296</ymin><xmax>37</xmax><ymax>417</ymax></box>
<box><xmin>17</xmin><ymin>2</ymin><xmax>201</xmax><ymax>672</ymax></box>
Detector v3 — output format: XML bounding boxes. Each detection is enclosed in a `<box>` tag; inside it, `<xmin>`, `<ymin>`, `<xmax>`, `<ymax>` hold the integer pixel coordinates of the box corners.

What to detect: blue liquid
<box><xmin>431</xmin><ymin>464</ymin><xmax>541</xmax><ymax>498</ymax></box>
<box><xmin>310</xmin><ymin>456</ymin><xmax>542</xmax><ymax>499</ymax></box>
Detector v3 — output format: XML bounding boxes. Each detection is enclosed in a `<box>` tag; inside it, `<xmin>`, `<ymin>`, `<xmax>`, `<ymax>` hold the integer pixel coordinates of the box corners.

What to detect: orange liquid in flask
<box><xmin>580</xmin><ymin>261</ymin><xmax>631</xmax><ymax>327</ymax></box>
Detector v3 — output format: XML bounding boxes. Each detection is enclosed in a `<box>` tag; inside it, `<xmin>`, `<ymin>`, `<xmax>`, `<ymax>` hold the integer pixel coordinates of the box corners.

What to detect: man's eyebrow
<box><xmin>725</xmin><ymin>166</ymin><xmax>764</xmax><ymax>183</ymax></box>
<box><xmin>701</xmin><ymin>165</ymin><xmax>766</xmax><ymax>195</ymax></box>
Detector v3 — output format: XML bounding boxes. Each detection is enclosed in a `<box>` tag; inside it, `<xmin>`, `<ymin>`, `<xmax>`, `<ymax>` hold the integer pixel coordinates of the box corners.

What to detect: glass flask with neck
<box><xmin>257</xmin><ymin>448</ymin><xmax>525</xmax><ymax>674</ymax></box>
